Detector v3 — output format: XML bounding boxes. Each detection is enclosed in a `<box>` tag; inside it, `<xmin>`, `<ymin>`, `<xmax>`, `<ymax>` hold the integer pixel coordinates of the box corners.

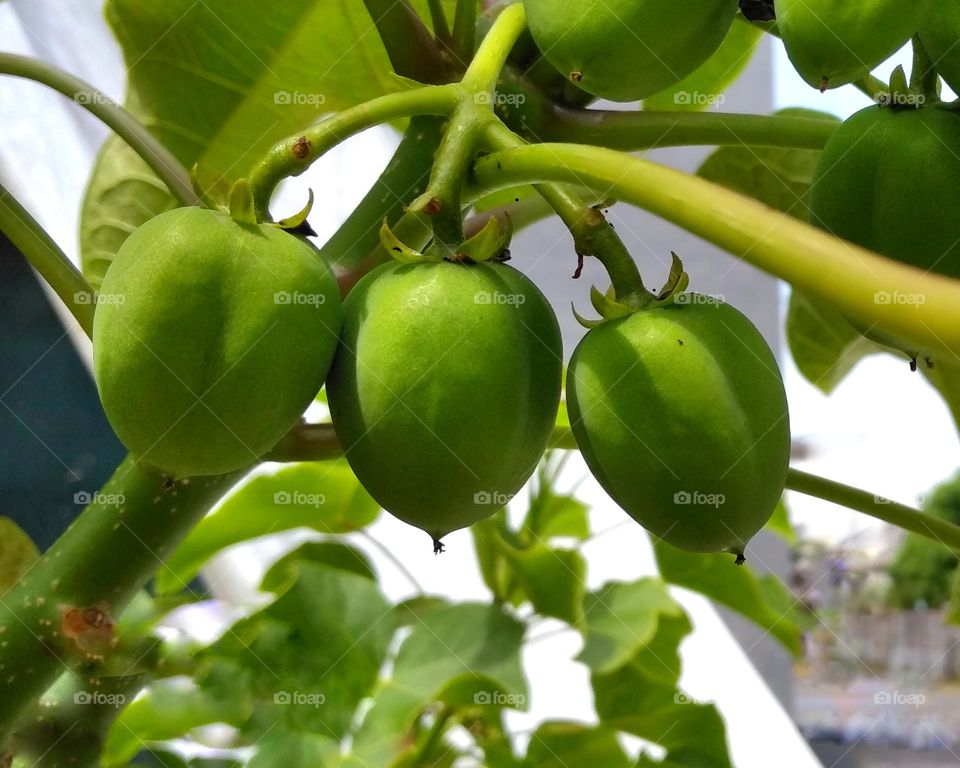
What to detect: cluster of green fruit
<box><xmin>92</xmin><ymin>208</ymin><xmax>789</xmax><ymax>558</ymax></box>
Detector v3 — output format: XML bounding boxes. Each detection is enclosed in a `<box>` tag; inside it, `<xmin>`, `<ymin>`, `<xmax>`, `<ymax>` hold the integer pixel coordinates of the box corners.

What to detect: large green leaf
<box><xmin>576</xmin><ymin>579</ymin><xmax>683</xmax><ymax>675</ymax></box>
<box><xmin>81</xmin><ymin>0</ymin><xmax>449</xmax><ymax>287</ymax></box>
<box><xmin>248</xmin><ymin>731</ymin><xmax>341</xmax><ymax>768</ymax></box>
<box><xmin>157</xmin><ymin>461</ymin><xmax>379</xmax><ymax>594</ymax></box>
<box><xmin>347</xmin><ymin>603</ymin><xmax>527</xmax><ymax>766</ymax></box>
<box><xmin>209</xmin><ymin>556</ymin><xmax>394</xmax><ymax>740</ymax></box>
<box><xmin>644</xmin><ymin>17</ymin><xmax>762</xmax><ymax>111</ymax></box>
<box><xmin>653</xmin><ymin>540</ymin><xmax>803</xmax><ymax>656</ymax></box>
<box><xmin>524</xmin><ymin>722</ymin><xmax>631</xmax><ymax>768</ymax></box>
<box><xmin>0</xmin><ymin>517</ymin><xmax>38</xmax><ymax>592</ymax></box>
<box><xmin>503</xmin><ymin>544</ymin><xmax>585</xmax><ymax>624</ymax></box>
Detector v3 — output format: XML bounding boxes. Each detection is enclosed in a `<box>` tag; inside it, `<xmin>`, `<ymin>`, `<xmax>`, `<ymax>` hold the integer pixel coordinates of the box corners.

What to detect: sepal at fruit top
<box><xmin>227</xmin><ymin>178</ymin><xmax>257</xmax><ymax>224</ymax></box>
<box><xmin>271</xmin><ymin>190</ymin><xmax>318</xmax><ymax>237</ymax></box>
<box><xmin>379</xmin><ymin>213</ymin><xmax>512</xmax><ymax>264</ymax></box>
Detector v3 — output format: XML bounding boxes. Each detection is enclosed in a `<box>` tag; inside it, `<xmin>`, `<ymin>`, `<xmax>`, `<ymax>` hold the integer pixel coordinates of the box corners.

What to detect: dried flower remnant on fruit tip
<box><xmin>433</xmin><ymin>537</ymin><xmax>446</xmax><ymax>555</ymax></box>
<box><xmin>292</xmin><ymin>136</ymin><xmax>311</xmax><ymax>160</ymax></box>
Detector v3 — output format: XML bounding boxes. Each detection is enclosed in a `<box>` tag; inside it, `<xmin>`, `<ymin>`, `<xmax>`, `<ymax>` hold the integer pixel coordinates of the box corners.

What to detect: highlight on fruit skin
<box><xmin>326</xmin><ymin>259</ymin><xmax>563</xmax><ymax>547</ymax></box>
<box><xmin>566</xmin><ymin>296</ymin><xmax>791</xmax><ymax>558</ymax></box>
<box><xmin>93</xmin><ymin>207</ymin><xmax>342</xmax><ymax>477</ymax></box>
<box><xmin>523</xmin><ymin>0</ymin><xmax>738</xmax><ymax>102</ymax></box>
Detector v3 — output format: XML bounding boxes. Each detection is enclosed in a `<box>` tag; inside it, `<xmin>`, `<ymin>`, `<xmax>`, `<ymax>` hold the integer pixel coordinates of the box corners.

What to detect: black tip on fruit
<box><xmin>910</xmin><ymin>357</ymin><xmax>918</xmax><ymax>373</ymax></box>
<box><xmin>432</xmin><ymin>537</ymin><xmax>446</xmax><ymax>555</ymax></box>
<box><xmin>734</xmin><ymin>552</ymin><xmax>746</xmax><ymax>566</ymax></box>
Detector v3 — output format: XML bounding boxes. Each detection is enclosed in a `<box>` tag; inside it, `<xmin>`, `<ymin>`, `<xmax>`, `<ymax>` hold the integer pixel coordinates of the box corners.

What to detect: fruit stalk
<box><xmin>0</xmin><ymin>455</ymin><xmax>240</xmax><ymax>750</ymax></box>
<box><xmin>361</xmin><ymin>0</ymin><xmax>451</xmax><ymax>84</ymax></box>
<box><xmin>540</xmin><ymin>105</ymin><xmax>838</xmax><ymax>150</ymax></box>
<box><xmin>469</xmin><ymin>142</ymin><xmax>960</xmax><ymax>357</ymax></box>
<box><xmin>247</xmin><ymin>85</ymin><xmax>460</xmax><ymax>221</ymax></box>
<box><xmin>0</xmin><ymin>53</ymin><xmax>197</xmax><ymax>207</ymax></box>
<box><xmin>0</xmin><ymin>182</ymin><xmax>95</xmax><ymax>336</ymax></box>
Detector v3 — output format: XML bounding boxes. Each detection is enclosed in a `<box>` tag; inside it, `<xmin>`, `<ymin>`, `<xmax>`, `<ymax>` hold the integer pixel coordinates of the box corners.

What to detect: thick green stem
<box><xmin>0</xmin><ymin>54</ymin><xmax>196</xmax><ymax>207</ymax></box>
<box><xmin>787</xmin><ymin>470</ymin><xmax>960</xmax><ymax>551</ymax></box>
<box><xmin>0</xmin><ymin>183</ymin><xmax>95</xmax><ymax>336</ymax></box>
<box><xmin>484</xmin><ymin>121</ymin><xmax>649</xmax><ymax>301</ymax></box>
<box><xmin>461</xmin><ymin>3</ymin><xmax>526</xmax><ymax>95</ymax></box>
<box><xmin>362</xmin><ymin>0</ymin><xmax>450</xmax><ymax>84</ymax></box>
<box><xmin>0</xmin><ymin>456</ymin><xmax>240</xmax><ymax>749</ymax></box>
<box><xmin>247</xmin><ymin>85</ymin><xmax>459</xmax><ymax>222</ymax></box>
<box><xmin>469</xmin><ymin>143</ymin><xmax>960</xmax><ymax>358</ymax></box>
<box><xmin>540</xmin><ymin>106</ymin><xmax>838</xmax><ymax>150</ymax></box>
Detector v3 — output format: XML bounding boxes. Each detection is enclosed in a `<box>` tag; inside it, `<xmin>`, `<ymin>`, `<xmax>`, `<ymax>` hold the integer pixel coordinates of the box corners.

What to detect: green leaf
<box><xmin>923</xmin><ymin>361</ymin><xmax>960</xmax><ymax>433</ymax></box>
<box><xmin>158</xmin><ymin>461</ymin><xmax>379</xmax><ymax>594</ymax></box>
<box><xmin>502</xmin><ymin>545</ymin><xmax>585</xmax><ymax>624</ymax></box>
<box><xmin>576</xmin><ymin>579</ymin><xmax>683</xmax><ymax>675</ymax></box>
<box><xmin>644</xmin><ymin>17</ymin><xmax>762</xmax><ymax>111</ymax></box>
<box><xmin>209</xmin><ymin>560</ymin><xmax>394</xmax><ymax>740</ymax></box>
<box><xmin>786</xmin><ymin>290</ymin><xmax>885</xmax><ymax>394</ymax></box>
<box><xmin>261</xmin><ymin>541</ymin><xmax>377</xmax><ymax>589</ymax></box>
<box><xmin>653</xmin><ymin>540</ymin><xmax>802</xmax><ymax>656</ymax></box>
<box><xmin>248</xmin><ymin>731</ymin><xmax>340</xmax><ymax>768</ymax></box>
<box><xmin>81</xmin><ymin>0</ymin><xmax>450</xmax><ymax>285</ymax></box>
<box><xmin>525</xmin><ymin>722</ymin><xmax>630</xmax><ymax>768</ymax></box>
<box><xmin>697</xmin><ymin>108</ymin><xmax>839</xmax><ymax>220</ymax></box>
<box><xmin>764</xmin><ymin>499</ymin><xmax>797</xmax><ymax>544</ymax></box>
<box><xmin>0</xmin><ymin>517</ymin><xmax>38</xmax><ymax>592</ymax></box>
<box><xmin>348</xmin><ymin>603</ymin><xmax>527</xmax><ymax>766</ymax></box>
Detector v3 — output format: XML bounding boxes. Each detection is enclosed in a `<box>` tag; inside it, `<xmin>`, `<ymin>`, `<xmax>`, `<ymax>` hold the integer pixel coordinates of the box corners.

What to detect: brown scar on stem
<box><xmin>292</xmin><ymin>136</ymin><xmax>311</xmax><ymax>160</ymax></box>
<box><xmin>422</xmin><ymin>198</ymin><xmax>443</xmax><ymax>216</ymax></box>
<box><xmin>569</xmin><ymin>70</ymin><xmax>583</xmax><ymax>83</ymax></box>
<box><xmin>61</xmin><ymin>604</ymin><xmax>115</xmax><ymax>652</ymax></box>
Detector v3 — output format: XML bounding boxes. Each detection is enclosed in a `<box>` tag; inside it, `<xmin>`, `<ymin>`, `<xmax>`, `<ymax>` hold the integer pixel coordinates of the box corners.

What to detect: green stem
<box><xmin>413</xmin><ymin>707</ymin><xmax>453</xmax><ymax>766</ymax></box>
<box><xmin>0</xmin><ymin>53</ymin><xmax>196</xmax><ymax>207</ymax></box>
<box><xmin>540</xmin><ymin>106</ymin><xmax>838</xmax><ymax>150</ymax></box>
<box><xmin>0</xmin><ymin>183</ymin><xmax>94</xmax><ymax>337</ymax></box>
<box><xmin>0</xmin><ymin>455</ymin><xmax>241</xmax><ymax>749</ymax></box>
<box><xmin>362</xmin><ymin>0</ymin><xmax>450</xmax><ymax>84</ymax></box>
<box><xmin>247</xmin><ymin>85</ymin><xmax>459</xmax><ymax>222</ymax></box>
<box><xmin>787</xmin><ymin>470</ymin><xmax>960</xmax><ymax>551</ymax></box>
<box><xmin>469</xmin><ymin>143</ymin><xmax>960</xmax><ymax>358</ymax></box>
<box><xmin>484</xmin><ymin>121</ymin><xmax>649</xmax><ymax>301</ymax></box>
<box><xmin>264</xmin><ymin>422</ymin><xmax>341</xmax><ymax>463</ymax></box>
<box><xmin>451</xmin><ymin>0</ymin><xmax>478</xmax><ymax>65</ymax></box>
<box><xmin>461</xmin><ymin>3</ymin><xmax>526</xmax><ymax>95</ymax></box>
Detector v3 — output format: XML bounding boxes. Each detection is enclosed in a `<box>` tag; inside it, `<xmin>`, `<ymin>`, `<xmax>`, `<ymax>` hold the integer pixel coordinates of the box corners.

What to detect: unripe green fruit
<box><xmin>810</xmin><ymin>105</ymin><xmax>960</xmax><ymax>353</ymax></box>
<box><xmin>919</xmin><ymin>5</ymin><xmax>960</xmax><ymax>95</ymax></box>
<box><xmin>93</xmin><ymin>207</ymin><xmax>342</xmax><ymax>477</ymax></box>
<box><xmin>327</xmin><ymin>260</ymin><xmax>562</xmax><ymax>543</ymax></box>
<box><xmin>776</xmin><ymin>0</ymin><xmax>930</xmax><ymax>89</ymax></box>
<box><xmin>567</xmin><ymin>299</ymin><xmax>790</xmax><ymax>556</ymax></box>
<box><xmin>524</xmin><ymin>0</ymin><xmax>738</xmax><ymax>102</ymax></box>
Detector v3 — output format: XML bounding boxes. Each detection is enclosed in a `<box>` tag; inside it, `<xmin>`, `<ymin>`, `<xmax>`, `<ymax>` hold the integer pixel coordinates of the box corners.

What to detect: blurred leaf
<box><xmin>523</xmin><ymin>454</ymin><xmax>590</xmax><ymax>541</ymax></box>
<box><xmin>393</xmin><ymin>596</ymin><xmax>450</xmax><ymax>627</ymax></box>
<box><xmin>248</xmin><ymin>731</ymin><xmax>340</xmax><ymax>768</ymax></box>
<box><xmin>503</xmin><ymin>545</ymin><xmax>585</xmax><ymax>624</ymax></box>
<box><xmin>472</xmin><ymin>512</ymin><xmax>523</xmax><ymax>604</ymax></box>
<box><xmin>764</xmin><ymin>499</ymin><xmax>796</xmax><ymax>544</ymax></box>
<box><xmin>697</xmin><ymin>108</ymin><xmax>838</xmax><ymax>221</ymax></box>
<box><xmin>82</xmin><ymin>0</ymin><xmax>452</xmax><ymax>286</ymax></box>
<box><xmin>786</xmin><ymin>290</ymin><xmax>885</xmax><ymax>394</ymax></box>
<box><xmin>0</xmin><ymin>517</ymin><xmax>38</xmax><ymax>591</ymax></box>
<box><xmin>923</xmin><ymin>361</ymin><xmax>960</xmax><ymax>434</ymax></box>
<box><xmin>262</xmin><ymin>541</ymin><xmax>377</xmax><ymax>589</ymax></box>
<box><xmin>348</xmin><ymin>603</ymin><xmax>527</xmax><ymax>766</ymax></box>
<box><xmin>644</xmin><ymin>17</ymin><xmax>762</xmax><ymax>111</ymax></box>
<box><xmin>209</xmin><ymin>559</ymin><xmax>393</xmax><ymax>740</ymax></box>
<box><xmin>158</xmin><ymin>461</ymin><xmax>379</xmax><ymax>594</ymax></box>
<box><xmin>525</xmin><ymin>722</ymin><xmax>630</xmax><ymax>768</ymax></box>
<box><xmin>653</xmin><ymin>540</ymin><xmax>802</xmax><ymax>656</ymax></box>
<box><xmin>576</xmin><ymin>579</ymin><xmax>683</xmax><ymax>674</ymax></box>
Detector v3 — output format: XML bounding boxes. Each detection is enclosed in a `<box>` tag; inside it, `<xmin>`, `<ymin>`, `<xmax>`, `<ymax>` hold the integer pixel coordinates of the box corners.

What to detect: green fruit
<box><xmin>810</xmin><ymin>105</ymin><xmax>960</xmax><ymax>352</ymax></box>
<box><xmin>919</xmin><ymin>6</ymin><xmax>960</xmax><ymax>98</ymax></box>
<box><xmin>567</xmin><ymin>299</ymin><xmax>790</xmax><ymax>556</ymax></box>
<box><xmin>524</xmin><ymin>0</ymin><xmax>738</xmax><ymax>102</ymax></box>
<box><xmin>327</xmin><ymin>260</ymin><xmax>562</xmax><ymax>543</ymax></box>
<box><xmin>776</xmin><ymin>0</ymin><xmax>929</xmax><ymax>89</ymax></box>
<box><xmin>93</xmin><ymin>207</ymin><xmax>342</xmax><ymax>477</ymax></box>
